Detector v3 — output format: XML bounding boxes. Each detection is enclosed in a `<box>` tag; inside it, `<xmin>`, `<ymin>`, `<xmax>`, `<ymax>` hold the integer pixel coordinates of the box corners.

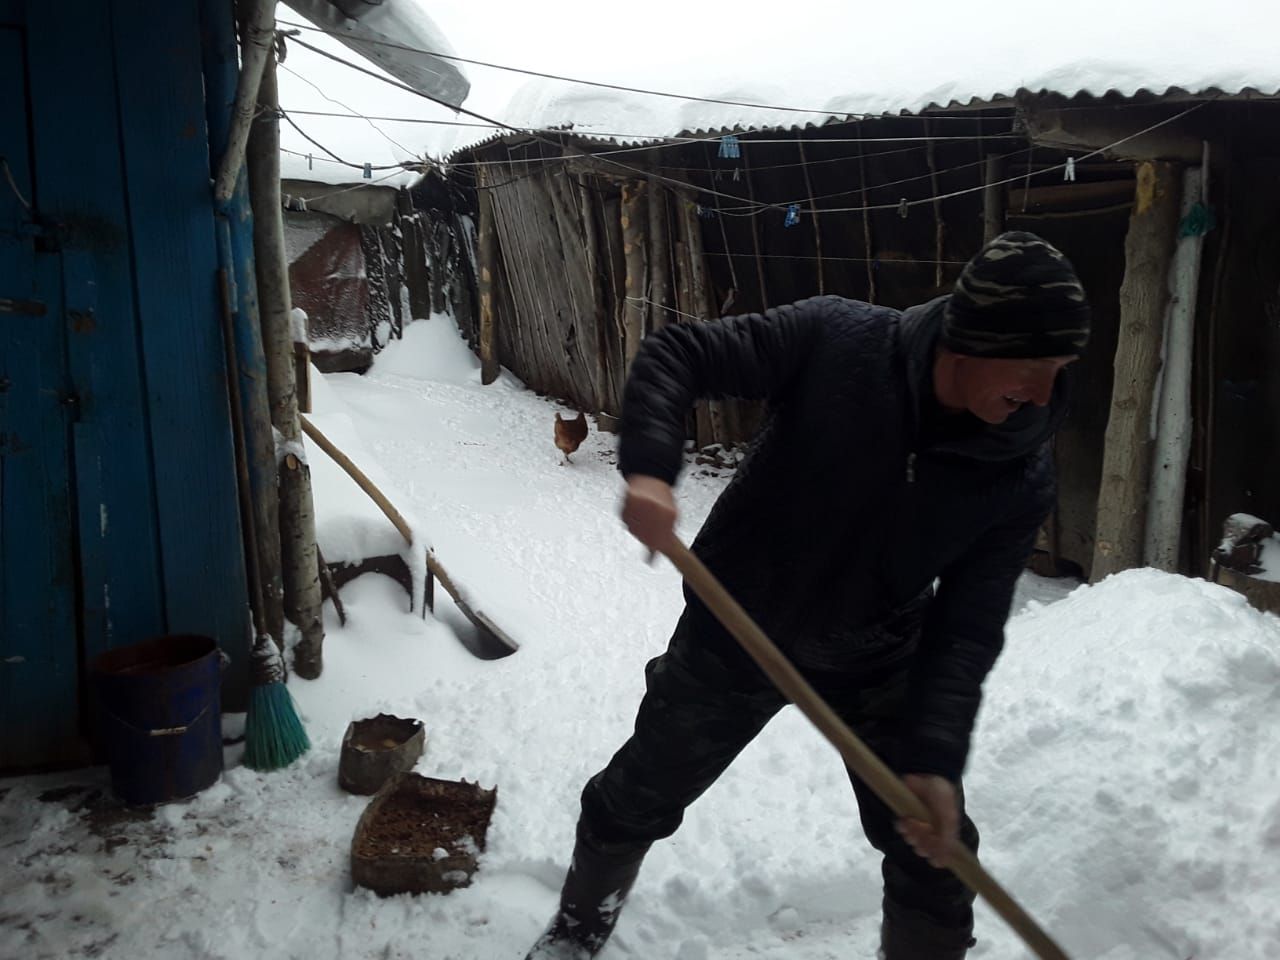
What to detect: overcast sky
<box><xmin>275</xmin><ymin>0</ymin><xmax>1278</xmax><ymax>184</ymax></box>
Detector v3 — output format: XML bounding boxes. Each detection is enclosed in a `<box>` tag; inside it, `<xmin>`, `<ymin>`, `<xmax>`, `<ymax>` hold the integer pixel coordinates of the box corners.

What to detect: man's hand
<box><xmin>621</xmin><ymin>475</ymin><xmax>678</xmax><ymax>556</ymax></box>
<box><xmin>895</xmin><ymin>774</ymin><xmax>960</xmax><ymax>869</ymax></box>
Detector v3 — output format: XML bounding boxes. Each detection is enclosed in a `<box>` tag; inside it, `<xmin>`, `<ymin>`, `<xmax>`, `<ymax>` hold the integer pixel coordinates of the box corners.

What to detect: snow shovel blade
<box><xmin>455</xmin><ymin>599</ymin><xmax>519</xmax><ymax>660</ymax></box>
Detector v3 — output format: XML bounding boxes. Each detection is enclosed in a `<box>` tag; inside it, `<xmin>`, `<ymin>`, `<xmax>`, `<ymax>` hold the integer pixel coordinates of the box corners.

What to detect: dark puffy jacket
<box><xmin>618</xmin><ymin>295</ymin><xmax>1063</xmax><ymax>780</ymax></box>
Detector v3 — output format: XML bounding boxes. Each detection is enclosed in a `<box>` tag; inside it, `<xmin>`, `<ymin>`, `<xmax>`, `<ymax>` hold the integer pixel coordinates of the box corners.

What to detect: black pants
<box><xmin>578</xmin><ymin>608</ymin><xmax>979</xmax><ymax>931</ymax></box>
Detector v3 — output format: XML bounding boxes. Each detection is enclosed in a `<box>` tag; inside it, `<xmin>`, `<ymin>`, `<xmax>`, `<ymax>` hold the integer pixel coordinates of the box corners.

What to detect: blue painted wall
<box><xmin>0</xmin><ymin>0</ymin><xmax>252</xmax><ymax>769</ymax></box>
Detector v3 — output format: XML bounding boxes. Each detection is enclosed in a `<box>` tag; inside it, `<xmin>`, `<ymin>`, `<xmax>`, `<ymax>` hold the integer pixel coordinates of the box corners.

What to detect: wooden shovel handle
<box><xmin>662</xmin><ymin>537</ymin><xmax>1071</xmax><ymax>960</ymax></box>
<box><xmin>298</xmin><ymin>415</ymin><xmax>459</xmax><ymax>600</ymax></box>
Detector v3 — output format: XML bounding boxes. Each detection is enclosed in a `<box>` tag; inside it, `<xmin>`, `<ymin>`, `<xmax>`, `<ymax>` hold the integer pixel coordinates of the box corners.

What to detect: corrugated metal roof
<box><xmin>447</xmin><ymin>82</ymin><xmax>1279</xmax><ymax>161</ymax></box>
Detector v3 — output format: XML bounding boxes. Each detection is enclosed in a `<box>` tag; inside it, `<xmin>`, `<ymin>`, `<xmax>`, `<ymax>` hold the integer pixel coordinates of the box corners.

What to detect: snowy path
<box><xmin>2</xmin><ymin>317</ymin><xmax>1278</xmax><ymax>960</ymax></box>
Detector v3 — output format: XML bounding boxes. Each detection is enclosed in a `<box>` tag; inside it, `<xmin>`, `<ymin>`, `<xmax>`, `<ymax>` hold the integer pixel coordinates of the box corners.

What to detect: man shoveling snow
<box><xmin>525</xmin><ymin>231</ymin><xmax>1091</xmax><ymax>959</ymax></box>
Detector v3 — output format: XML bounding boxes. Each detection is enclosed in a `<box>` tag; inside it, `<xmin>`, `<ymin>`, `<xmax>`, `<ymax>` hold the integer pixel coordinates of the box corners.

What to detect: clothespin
<box><xmin>363</xmin><ymin>162</ymin><xmax>372</xmax><ymax>180</ymax></box>
<box><xmin>784</xmin><ymin>203</ymin><xmax>800</xmax><ymax>228</ymax></box>
<box><xmin>1064</xmin><ymin>157</ymin><xmax>1076</xmax><ymax>182</ymax></box>
<box><xmin>307</xmin><ymin>153</ymin><xmax>313</xmax><ymax>171</ymax></box>
<box><xmin>732</xmin><ymin>167</ymin><xmax>741</xmax><ymax>182</ymax></box>
<box><xmin>898</xmin><ymin>198</ymin><xmax>909</xmax><ymax>219</ymax></box>
<box><xmin>718</xmin><ymin>135</ymin><xmax>741</xmax><ymax>160</ymax></box>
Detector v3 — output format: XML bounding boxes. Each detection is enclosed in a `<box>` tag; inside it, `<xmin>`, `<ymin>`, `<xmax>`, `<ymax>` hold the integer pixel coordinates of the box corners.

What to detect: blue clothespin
<box><xmin>719</xmin><ymin>135</ymin><xmax>741</xmax><ymax>159</ymax></box>
<box><xmin>784</xmin><ymin>203</ymin><xmax>800</xmax><ymax>228</ymax></box>
<box><xmin>363</xmin><ymin>162</ymin><xmax>372</xmax><ymax>180</ymax></box>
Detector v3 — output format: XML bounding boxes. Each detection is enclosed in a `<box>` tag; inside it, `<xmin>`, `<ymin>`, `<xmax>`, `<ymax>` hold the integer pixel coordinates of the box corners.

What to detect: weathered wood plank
<box><xmin>621</xmin><ymin>179</ymin><xmax>648</xmax><ymax>371</ymax></box>
<box><xmin>647</xmin><ymin>178</ymin><xmax>672</xmax><ymax>329</ymax></box>
<box><xmin>25</xmin><ymin>1</ymin><xmax>168</xmax><ymax>669</ymax></box>
<box><xmin>0</xmin><ymin>23</ymin><xmax>81</xmax><ymax>766</ymax></box>
<box><xmin>113</xmin><ymin>0</ymin><xmax>252</xmax><ymax>654</ymax></box>
<box><xmin>476</xmin><ymin>166</ymin><xmax>500</xmax><ymax>384</ymax></box>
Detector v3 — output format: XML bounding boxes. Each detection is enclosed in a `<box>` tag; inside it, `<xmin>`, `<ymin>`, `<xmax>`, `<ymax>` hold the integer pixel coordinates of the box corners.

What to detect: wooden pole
<box><xmin>925</xmin><ymin>120</ymin><xmax>945</xmax><ymax>288</ymax></box>
<box><xmin>213</xmin><ymin>0</ymin><xmax>275</xmax><ymax>205</ymax></box>
<box><xmin>1145</xmin><ymin>160</ymin><xmax>1206</xmax><ymax>571</ymax></box>
<box><xmin>247</xmin><ymin>53</ymin><xmax>325</xmax><ymax>677</ymax></box>
<box><xmin>741</xmin><ymin>150</ymin><xmax>769</xmax><ymax>311</ymax></box>
<box><xmin>647</xmin><ymin>177</ymin><xmax>671</xmax><ymax>329</ymax></box>
<box><xmin>1092</xmin><ymin>160</ymin><xmax>1181</xmax><ymax>582</ymax></box>
<box><xmin>663</xmin><ymin>538</ymin><xmax>1071</xmax><ymax>960</ymax></box>
<box><xmin>797</xmin><ymin>135</ymin><xmax>824</xmax><ymax>295</ymax></box>
<box><xmin>857</xmin><ymin>130</ymin><xmax>877</xmax><ymax>303</ymax></box>
<box><xmin>621</xmin><ymin>178</ymin><xmax>648</xmax><ymax>371</ymax></box>
<box><xmin>476</xmin><ymin>166</ymin><xmax>500</xmax><ymax>385</ymax></box>
<box><xmin>984</xmin><ymin>154</ymin><xmax>1008</xmax><ymax>243</ymax></box>
<box><xmin>293</xmin><ymin>309</ymin><xmax>311</xmax><ymax>414</ymax></box>
<box><xmin>678</xmin><ymin>194</ymin><xmax>725</xmax><ymax>444</ymax></box>
<box><xmin>576</xmin><ymin>172</ymin><xmax>611</xmax><ymax>412</ymax></box>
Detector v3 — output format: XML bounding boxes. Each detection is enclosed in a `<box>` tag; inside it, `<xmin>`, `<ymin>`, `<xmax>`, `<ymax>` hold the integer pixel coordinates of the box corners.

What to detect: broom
<box><xmin>244</xmin><ymin>631</ymin><xmax>310</xmax><ymax>771</ymax></box>
<box><xmin>218</xmin><ymin>267</ymin><xmax>310</xmax><ymax>771</ymax></box>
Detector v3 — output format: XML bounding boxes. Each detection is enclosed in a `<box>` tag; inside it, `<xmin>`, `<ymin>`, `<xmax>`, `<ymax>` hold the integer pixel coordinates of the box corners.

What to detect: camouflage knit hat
<box><xmin>942</xmin><ymin>231</ymin><xmax>1090</xmax><ymax>358</ymax></box>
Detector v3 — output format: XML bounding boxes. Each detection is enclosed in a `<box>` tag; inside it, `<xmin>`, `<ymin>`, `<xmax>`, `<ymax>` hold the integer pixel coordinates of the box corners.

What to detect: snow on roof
<box><xmin>446</xmin><ymin>2</ymin><xmax>1280</xmax><ymax>155</ymax></box>
<box><xmin>278</xmin><ymin>1</ymin><xmax>1280</xmax><ymax>174</ymax></box>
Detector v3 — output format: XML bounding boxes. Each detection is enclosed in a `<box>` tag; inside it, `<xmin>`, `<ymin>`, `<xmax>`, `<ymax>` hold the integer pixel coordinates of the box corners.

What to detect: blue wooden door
<box><xmin>0</xmin><ymin>26</ymin><xmax>82</xmax><ymax>768</ymax></box>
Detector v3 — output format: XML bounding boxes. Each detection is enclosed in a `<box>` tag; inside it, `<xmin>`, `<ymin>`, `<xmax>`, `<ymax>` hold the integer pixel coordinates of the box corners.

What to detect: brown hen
<box><xmin>554</xmin><ymin>411</ymin><xmax>589</xmax><ymax>463</ymax></box>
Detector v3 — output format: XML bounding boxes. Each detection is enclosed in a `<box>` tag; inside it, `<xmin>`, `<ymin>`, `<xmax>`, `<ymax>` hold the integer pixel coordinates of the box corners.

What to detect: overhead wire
<box><xmin>276</xmin><ymin>17</ymin><xmax>997</xmax><ymax>122</ymax></box>
<box><xmin>279</xmin><ymin>63</ymin><xmax>418</xmax><ymax>156</ymax></box>
<box><xmin>279</xmin><ymin>33</ymin><xmax>1213</xmax><ymax>220</ymax></box>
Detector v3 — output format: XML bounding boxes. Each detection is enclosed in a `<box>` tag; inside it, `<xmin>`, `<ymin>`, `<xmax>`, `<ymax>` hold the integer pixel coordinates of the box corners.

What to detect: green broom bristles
<box><xmin>244</xmin><ymin>635</ymin><xmax>310</xmax><ymax>771</ymax></box>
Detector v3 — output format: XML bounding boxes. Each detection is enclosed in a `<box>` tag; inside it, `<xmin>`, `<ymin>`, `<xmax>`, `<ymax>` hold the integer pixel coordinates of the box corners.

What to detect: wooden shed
<box><xmin>446</xmin><ymin>90</ymin><xmax>1280</xmax><ymax>585</ymax></box>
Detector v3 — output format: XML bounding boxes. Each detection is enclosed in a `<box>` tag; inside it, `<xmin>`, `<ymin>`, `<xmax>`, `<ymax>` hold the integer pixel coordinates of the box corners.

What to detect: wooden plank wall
<box><xmin>2</xmin><ymin>0</ymin><xmax>252</xmax><ymax>767</ymax></box>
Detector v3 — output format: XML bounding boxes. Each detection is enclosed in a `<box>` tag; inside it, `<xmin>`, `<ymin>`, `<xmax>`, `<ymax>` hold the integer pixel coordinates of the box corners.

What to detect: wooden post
<box><xmin>1091</xmin><ymin>160</ymin><xmax>1182</xmax><ymax>582</ymax></box>
<box><xmin>577</xmin><ymin>172</ymin><xmax>612</xmax><ymax>413</ymax></box>
<box><xmin>621</xmin><ymin>178</ymin><xmax>648</xmax><ymax>370</ymax></box>
<box><xmin>857</xmin><ymin>131</ymin><xmax>876</xmax><ymax>303</ymax></box>
<box><xmin>797</xmin><ymin>135</ymin><xmax>824</xmax><ymax>295</ymax></box>
<box><xmin>1145</xmin><ymin>161</ymin><xmax>1206</xmax><ymax>571</ymax></box>
<box><xmin>925</xmin><ymin>120</ymin><xmax>945</xmax><ymax>288</ymax></box>
<box><xmin>741</xmin><ymin>151</ymin><xmax>769</xmax><ymax>310</ymax></box>
<box><xmin>293</xmin><ymin>308</ymin><xmax>311</xmax><ymax>413</ymax></box>
<box><xmin>213</xmin><ymin>0</ymin><xmax>275</xmax><ymax>205</ymax></box>
<box><xmin>984</xmin><ymin>154</ymin><xmax>1007</xmax><ymax>243</ymax></box>
<box><xmin>476</xmin><ymin>166</ymin><xmax>500</xmax><ymax>385</ymax></box>
<box><xmin>247</xmin><ymin>53</ymin><xmax>325</xmax><ymax>677</ymax></box>
<box><xmin>647</xmin><ymin>177</ymin><xmax>671</xmax><ymax>329</ymax></box>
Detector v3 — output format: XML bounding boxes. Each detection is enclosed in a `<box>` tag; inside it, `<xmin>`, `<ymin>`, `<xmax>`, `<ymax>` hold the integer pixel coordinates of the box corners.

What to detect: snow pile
<box><xmin>969</xmin><ymin>570</ymin><xmax>1280</xmax><ymax>959</ymax></box>
<box><xmin>2</xmin><ymin>318</ymin><xmax>1278</xmax><ymax>959</ymax></box>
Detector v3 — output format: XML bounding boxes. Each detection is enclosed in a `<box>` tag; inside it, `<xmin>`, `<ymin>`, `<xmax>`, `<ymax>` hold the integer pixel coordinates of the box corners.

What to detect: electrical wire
<box><xmin>279</xmin><ymin>111</ymin><xmax>409</xmax><ymax>172</ymax></box>
<box><xmin>279</xmin><ymin>63</ymin><xmax>418</xmax><ymax>156</ymax></box>
<box><xmin>277</xmin><ymin>17</ymin><xmax>996</xmax><ymax>123</ymax></box>
<box><xmin>282</xmin><ymin>34</ymin><xmax>1212</xmax><ymax>220</ymax></box>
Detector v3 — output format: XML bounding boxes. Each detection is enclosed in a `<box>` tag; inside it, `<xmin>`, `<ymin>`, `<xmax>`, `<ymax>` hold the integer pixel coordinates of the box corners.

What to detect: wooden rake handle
<box><xmin>662</xmin><ymin>537</ymin><xmax>1071</xmax><ymax>960</ymax></box>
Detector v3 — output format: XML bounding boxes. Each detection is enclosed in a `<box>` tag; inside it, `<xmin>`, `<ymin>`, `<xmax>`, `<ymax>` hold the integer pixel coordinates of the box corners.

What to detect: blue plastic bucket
<box><xmin>91</xmin><ymin>634</ymin><xmax>223</xmax><ymax>805</ymax></box>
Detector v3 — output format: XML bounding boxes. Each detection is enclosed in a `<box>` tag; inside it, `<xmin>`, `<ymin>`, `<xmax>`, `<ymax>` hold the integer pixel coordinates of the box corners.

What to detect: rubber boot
<box><xmin>525</xmin><ymin>831</ymin><xmax>649</xmax><ymax>960</ymax></box>
<box><xmin>879</xmin><ymin>898</ymin><xmax>976</xmax><ymax>960</ymax></box>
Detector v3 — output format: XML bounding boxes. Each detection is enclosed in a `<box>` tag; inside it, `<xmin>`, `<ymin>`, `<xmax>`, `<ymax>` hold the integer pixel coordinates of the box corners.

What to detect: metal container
<box><xmin>90</xmin><ymin>634</ymin><xmax>223</xmax><ymax>805</ymax></box>
<box><xmin>338</xmin><ymin>713</ymin><xmax>426</xmax><ymax>795</ymax></box>
<box><xmin>351</xmin><ymin>773</ymin><xmax>497</xmax><ymax>896</ymax></box>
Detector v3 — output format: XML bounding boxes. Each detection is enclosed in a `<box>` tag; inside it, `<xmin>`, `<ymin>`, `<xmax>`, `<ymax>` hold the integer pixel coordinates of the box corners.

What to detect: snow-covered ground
<box><xmin>3</xmin><ymin>315</ymin><xmax>1279</xmax><ymax>960</ymax></box>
